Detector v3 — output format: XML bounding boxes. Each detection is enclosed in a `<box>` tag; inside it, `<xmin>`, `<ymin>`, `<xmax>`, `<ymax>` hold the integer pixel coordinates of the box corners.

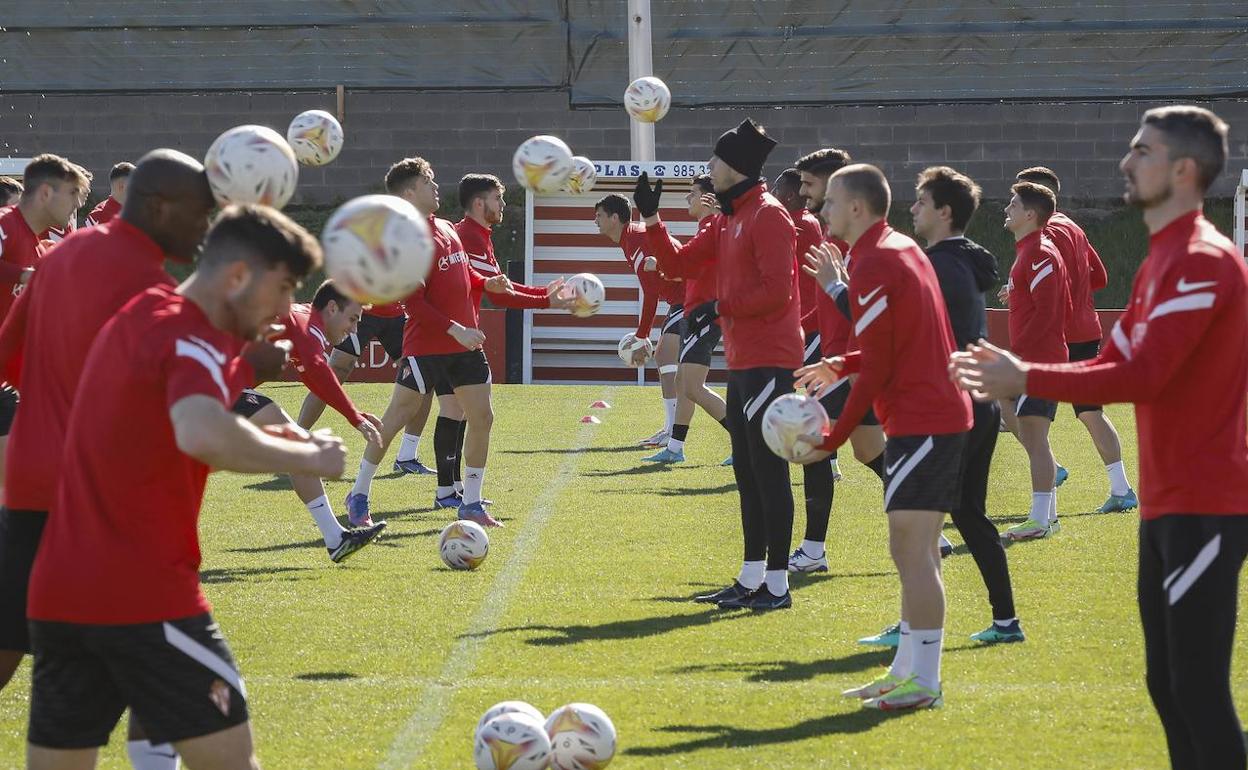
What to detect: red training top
<box><xmin>0</xmin><ymin>205</ymin><xmax>46</xmax><ymax>326</ymax></box>
<box><xmin>268</xmin><ymin>303</ymin><xmax>364</xmax><ymax>426</ymax></box>
<box><xmin>402</xmin><ymin>216</ymin><xmax>487</xmax><ymax>357</ymax></box>
<box><xmin>619</xmin><ymin>222</ymin><xmax>684</xmax><ymax>338</ymax></box>
<box><xmin>794</xmin><ymin>209</ymin><xmax>824</xmax><ymax>335</ymax></box>
<box><xmin>1008</xmin><ymin>230</ymin><xmax>1070</xmax><ymax>364</ymax></box>
<box><xmin>85</xmin><ymin>196</ymin><xmax>122</xmax><ymax>227</ymax></box>
<box><xmin>454</xmin><ymin>216</ymin><xmax>550</xmax><ymax>317</ymax></box>
<box><xmin>1046</xmin><ymin>211</ymin><xmax>1104</xmax><ymax>344</ymax></box>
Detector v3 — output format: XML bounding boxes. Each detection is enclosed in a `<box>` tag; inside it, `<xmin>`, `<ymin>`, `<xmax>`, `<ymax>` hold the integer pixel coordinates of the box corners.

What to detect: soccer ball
<box><xmin>287</xmin><ymin>109</ymin><xmax>344</xmax><ymax>166</ymax></box>
<box><xmin>617</xmin><ymin>333</ymin><xmax>652</xmax><ymax>367</ymax></box>
<box><xmin>203</xmin><ymin>125</ymin><xmax>299</xmax><ymax>209</ymax></box>
<box><xmin>476</xmin><ymin>702</ymin><xmax>545</xmax><ymax>741</ymax></box>
<box><xmin>545</xmin><ymin>703</ymin><xmax>618</xmax><ymax>770</ymax></box>
<box><xmin>623</xmin><ymin>76</ymin><xmax>671</xmax><ymax>123</ymax></box>
<box><xmin>321</xmin><ymin>195</ymin><xmax>433</xmax><ymax>304</ymax></box>
<box><xmin>512</xmin><ymin>135</ymin><xmax>575</xmax><ymax>194</ymax></box>
<box><xmin>438</xmin><ymin>520</ymin><xmax>490</xmax><ymax>571</ymax></box>
<box><xmin>558</xmin><ymin>273</ymin><xmax>605</xmax><ymax>318</ymax></box>
<box><xmin>761</xmin><ymin>393</ymin><xmax>830</xmax><ymax>463</ymax></box>
<box><xmin>563</xmin><ymin>156</ymin><xmax>597</xmax><ymax>194</ymax></box>
<box><xmin>474</xmin><ymin>712</ymin><xmax>551</xmax><ymax>770</ymax></box>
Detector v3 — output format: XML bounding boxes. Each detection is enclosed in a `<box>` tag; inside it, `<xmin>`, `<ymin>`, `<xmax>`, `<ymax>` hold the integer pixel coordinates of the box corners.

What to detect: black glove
<box><xmin>632</xmin><ymin>172</ymin><xmax>664</xmax><ymax>218</ymax></box>
<box><xmin>688</xmin><ymin>300</ymin><xmax>719</xmax><ymax>330</ymax></box>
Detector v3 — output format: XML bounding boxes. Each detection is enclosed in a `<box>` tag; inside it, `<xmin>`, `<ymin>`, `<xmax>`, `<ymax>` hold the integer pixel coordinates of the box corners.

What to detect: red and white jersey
<box><xmin>454</xmin><ymin>216</ymin><xmax>549</xmax><ymax>317</ymax></box>
<box><xmin>819</xmin><ymin>220</ymin><xmax>971</xmax><ymax>450</ymax></box>
<box><xmin>1008</xmin><ymin>230</ymin><xmax>1070</xmax><ymax>364</ymax></box>
<box><xmin>794</xmin><ymin>209</ymin><xmax>823</xmax><ymax>335</ymax></box>
<box><xmin>619</xmin><ymin>222</ymin><xmax>685</xmax><ymax>338</ymax></box>
<box><xmin>40</xmin><ymin>213</ymin><xmax>77</xmax><ymax>243</ymax></box>
<box><xmin>1046</xmin><ymin>212</ymin><xmax>1104</xmax><ymax>344</ymax></box>
<box><xmin>366</xmin><ymin>301</ymin><xmax>404</xmax><ymax>318</ymax></box>
<box><xmin>1027</xmin><ymin>211</ymin><xmax>1248</xmax><ymax>519</ymax></box>
<box><xmin>266</xmin><ymin>303</ymin><xmax>363</xmax><ymax>426</ymax></box>
<box><xmin>402</xmin><ymin>216</ymin><xmax>487</xmax><ymax>357</ymax></box>
<box><xmin>85</xmin><ymin>196</ymin><xmax>122</xmax><ymax>227</ymax></box>
<box><xmin>0</xmin><ymin>205</ymin><xmax>46</xmax><ymax>326</ymax></box>
<box><xmin>805</xmin><ymin>235</ymin><xmax>853</xmax><ymax>358</ymax></box>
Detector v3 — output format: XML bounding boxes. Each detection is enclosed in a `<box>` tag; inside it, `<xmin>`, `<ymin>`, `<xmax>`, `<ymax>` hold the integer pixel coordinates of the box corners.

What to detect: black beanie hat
<box><xmin>712</xmin><ymin>119</ymin><xmax>778</xmax><ymax>179</ymax></box>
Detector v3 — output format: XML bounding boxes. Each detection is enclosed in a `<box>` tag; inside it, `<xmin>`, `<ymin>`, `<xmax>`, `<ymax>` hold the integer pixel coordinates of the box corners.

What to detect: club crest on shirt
<box><xmin>438</xmin><ymin>251</ymin><xmax>468</xmax><ymax>271</ymax></box>
<box><xmin>208</xmin><ymin>679</ymin><xmax>231</xmax><ymax>716</ymax></box>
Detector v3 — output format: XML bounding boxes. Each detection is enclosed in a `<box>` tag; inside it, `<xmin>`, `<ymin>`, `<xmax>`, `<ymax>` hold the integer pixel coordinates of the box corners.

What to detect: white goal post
<box><xmin>1235</xmin><ymin>169</ymin><xmax>1248</xmax><ymax>259</ymax></box>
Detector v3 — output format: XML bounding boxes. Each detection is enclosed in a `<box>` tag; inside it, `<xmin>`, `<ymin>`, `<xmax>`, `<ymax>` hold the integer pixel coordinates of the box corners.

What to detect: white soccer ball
<box><xmin>287</xmin><ymin>109</ymin><xmax>344</xmax><ymax>166</ymax></box>
<box><xmin>474</xmin><ymin>712</ymin><xmax>552</xmax><ymax>770</ymax></box>
<box><xmin>438</xmin><ymin>520</ymin><xmax>490</xmax><ymax>571</ymax></box>
<box><xmin>623</xmin><ymin>76</ymin><xmax>671</xmax><ymax>123</ymax></box>
<box><xmin>476</xmin><ymin>702</ymin><xmax>545</xmax><ymax>741</ymax></box>
<box><xmin>545</xmin><ymin>703</ymin><xmax>618</xmax><ymax>770</ymax></box>
<box><xmin>563</xmin><ymin>156</ymin><xmax>598</xmax><ymax>194</ymax></box>
<box><xmin>761</xmin><ymin>393</ymin><xmax>831</xmax><ymax>463</ymax></box>
<box><xmin>321</xmin><ymin>194</ymin><xmax>433</xmax><ymax>305</ymax></box>
<box><xmin>558</xmin><ymin>272</ymin><xmax>605</xmax><ymax>318</ymax></box>
<box><xmin>617</xmin><ymin>332</ymin><xmax>652</xmax><ymax>368</ymax></box>
<box><xmin>512</xmin><ymin>135</ymin><xmax>575</xmax><ymax>194</ymax></box>
<box><xmin>203</xmin><ymin>125</ymin><xmax>299</xmax><ymax>209</ymax></box>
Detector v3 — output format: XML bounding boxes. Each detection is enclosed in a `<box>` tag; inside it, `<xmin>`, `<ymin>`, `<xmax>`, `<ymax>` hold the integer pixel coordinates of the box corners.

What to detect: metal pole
<box><xmin>627</xmin><ymin>0</ymin><xmax>656</xmax><ymax>162</ymax></box>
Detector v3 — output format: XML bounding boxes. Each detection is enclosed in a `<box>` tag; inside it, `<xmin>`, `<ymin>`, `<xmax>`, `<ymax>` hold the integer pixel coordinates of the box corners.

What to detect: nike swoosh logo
<box><xmin>920</xmin><ymin>639</ymin><xmax>940</xmax><ymax>645</ymax></box>
<box><xmin>1176</xmin><ymin>277</ymin><xmax>1217</xmax><ymax>293</ymax></box>
<box><xmin>1031</xmin><ymin>260</ymin><xmax>1050</xmax><ymax>271</ymax></box>
<box><xmin>858</xmin><ymin>286</ymin><xmax>883</xmax><ymax>306</ymax></box>
<box><xmin>885</xmin><ymin>456</ymin><xmax>906</xmax><ymax>475</ymax></box>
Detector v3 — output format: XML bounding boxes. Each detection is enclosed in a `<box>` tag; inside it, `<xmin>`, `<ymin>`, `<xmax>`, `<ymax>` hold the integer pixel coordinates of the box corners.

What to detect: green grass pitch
<box><xmin>1</xmin><ymin>382</ymin><xmax>1244</xmax><ymax>768</ymax></box>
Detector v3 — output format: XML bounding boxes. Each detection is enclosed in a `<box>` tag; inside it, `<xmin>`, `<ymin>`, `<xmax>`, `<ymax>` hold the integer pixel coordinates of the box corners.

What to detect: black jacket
<box><xmin>925</xmin><ymin>236</ymin><xmax>999</xmax><ymax>350</ymax></box>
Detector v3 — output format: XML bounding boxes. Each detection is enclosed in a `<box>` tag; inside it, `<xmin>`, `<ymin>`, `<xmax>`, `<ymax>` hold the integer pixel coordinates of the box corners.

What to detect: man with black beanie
<box><xmin>634</xmin><ymin>118</ymin><xmax>804</xmax><ymax>610</ymax></box>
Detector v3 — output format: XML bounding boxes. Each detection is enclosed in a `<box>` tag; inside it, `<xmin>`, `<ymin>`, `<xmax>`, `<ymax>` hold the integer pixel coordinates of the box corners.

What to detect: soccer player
<box><xmin>910</xmin><ymin>166</ymin><xmax>1022</xmax><ymax>643</ymax></box>
<box><xmin>795</xmin><ymin>164</ymin><xmax>972</xmax><ymax>710</ymax></box>
<box><xmin>0</xmin><ymin>154</ymin><xmax>90</xmax><ymax>491</ymax></box>
<box><xmin>84</xmin><ymin>161</ymin><xmax>134</xmax><ymax>227</ymax></box>
<box><xmin>636</xmin><ymin>118</ymin><xmax>803</xmax><ymax>610</ymax></box>
<box><xmin>592</xmin><ymin>193</ymin><xmax>687</xmax><ymax>447</ymax></box>
<box><xmin>24</xmin><ymin>204</ymin><xmax>336</xmax><ymax>769</ymax></box>
<box><xmin>1001</xmin><ymin>181</ymin><xmax>1070</xmax><ymax>540</ymax></box>
<box><xmin>40</xmin><ymin>163</ymin><xmax>90</xmax><ymax>245</ymax></box>
<box><xmin>951</xmin><ymin>106</ymin><xmax>1247</xmax><ymax>770</ymax></box>
<box><xmin>230</xmin><ymin>279</ymin><xmax>387</xmax><ymax>561</ymax></box>
<box><xmin>641</xmin><ymin>174</ymin><xmax>731</xmax><ymax>464</ymax></box>
<box><xmin>0</xmin><ymin>176</ymin><xmax>22</xmax><ymax>206</ymax></box>
<box><xmin>345</xmin><ymin>158</ymin><xmax>514</xmax><ymax>528</ymax></box>
<box><xmin>1015</xmin><ymin>166</ymin><xmax>1138</xmax><ymax>512</ymax></box>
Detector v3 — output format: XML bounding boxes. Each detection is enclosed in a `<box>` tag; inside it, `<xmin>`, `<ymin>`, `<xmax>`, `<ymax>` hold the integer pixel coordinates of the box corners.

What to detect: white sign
<box><xmin>591</xmin><ymin>160</ymin><xmax>710</xmax><ymax>180</ymax></box>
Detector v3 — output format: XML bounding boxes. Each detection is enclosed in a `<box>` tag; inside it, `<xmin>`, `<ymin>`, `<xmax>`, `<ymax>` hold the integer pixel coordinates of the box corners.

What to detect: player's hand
<box><xmin>794</xmin><ymin>356</ymin><xmax>845</xmax><ymax>398</ymax></box>
<box><xmin>700</xmin><ymin>193</ymin><xmax>720</xmax><ymax>212</ymax></box>
<box><xmin>261</xmin><ymin>422</ymin><xmax>311</xmax><ymax>442</ymax></box>
<box><xmin>484</xmin><ymin>274</ymin><xmax>513</xmax><ymax>294</ymax></box>
<box><xmin>449</xmin><ymin>323</ymin><xmax>486</xmax><ymax>351</ymax></box>
<box><xmin>356</xmin><ymin>413</ymin><xmax>383</xmax><ymax>447</ymax></box>
<box><xmin>630</xmin><ymin>338</ymin><xmax>654</xmax><ymax>366</ymax></box>
<box><xmin>640</xmin><ymin>256</ymin><xmax>658</xmax><ymax>272</ymax></box>
<box><xmin>307</xmin><ymin>429</ymin><xmax>347</xmax><ymax>478</ymax></box>
<box><xmin>794</xmin><ymin>442</ymin><xmax>833</xmax><ymax>465</ymax></box>
<box><xmin>240</xmin><ymin>325</ymin><xmax>292</xmax><ymax>383</ymax></box>
<box><xmin>997</xmin><ymin>286</ymin><xmax>1009</xmax><ymax>305</ymax></box>
<box><xmin>803</xmin><ymin>242</ymin><xmax>847</xmax><ymax>289</ymax></box>
<box><xmin>546</xmin><ymin>278</ymin><xmax>575</xmax><ymax>309</ymax></box>
<box><xmin>633</xmin><ymin>172</ymin><xmax>663</xmax><ymax>218</ymax></box>
<box><xmin>948</xmin><ymin>341</ymin><xmax>1027</xmax><ymax>401</ymax></box>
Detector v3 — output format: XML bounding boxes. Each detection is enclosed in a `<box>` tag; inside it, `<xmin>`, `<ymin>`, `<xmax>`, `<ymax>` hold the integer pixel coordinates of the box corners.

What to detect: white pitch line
<box><xmin>378</xmin><ymin>388</ymin><xmax>615</xmax><ymax>770</ymax></box>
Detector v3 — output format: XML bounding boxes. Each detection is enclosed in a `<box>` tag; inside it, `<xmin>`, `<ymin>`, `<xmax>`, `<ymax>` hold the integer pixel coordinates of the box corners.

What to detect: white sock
<box><xmin>1029</xmin><ymin>491</ymin><xmax>1053</xmax><ymax>523</ymax></box>
<box><xmin>910</xmin><ymin>627</ymin><xmax>944</xmax><ymax>690</ymax></box>
<box><xmin>800</xmin><ymin>539</ymin><xmax>825</xmax><ymax>559</ymax></box>
<box><xmin>396</xmin><ymin>432</ymin><xmax>420</xmax><ymax>463</ymax></box>
<box><xmin>127</xmin><ymin>740</ymin><xmax>180</xmax><ymax>770</ymax></box>
<box><xmin>667</xmin><ymin>437</ymin><xmax>685</xmax><ymax>453</ymax></box>
<box><xmin>663</xmin><ymin>398</ymin><xmax>677</xmax><ymax>434</ymax></box>
<box><xmin>764</xmin><ymin>569</ymin><xmax>788</xmax><ymax>596</ymax></box>
<box><xmin>350</xmin><ymin>459</ymin><xmax>378</xmax><ymax>498</ymax></box>
<box><xmin>463</xmin><ymin>466</ymin><xmax>485</xmax><ymax>505</ymax></box>
<box><xmin>1049</xmin><ymin>487</ymin><xmax>1058</xmax><ymax>524</ymax></box>
<box><xmin>938</xmin><ymin>533</ymin><xmax>953</xmax><ymax>550</ymax></box>
<box><xmin>737</xmin><ymin>560</ymin><xmax>765</xmax><ymax>590</ymax></box>
<box><xmin>994</xmin><ymin>617</ymin><xmax>1018</xmax><ymax>628</ymax></box>
<box><xmin>437</xmin><ymin>485</ymin><xmax>456</xmax><ymax>498</ymax></box>
<box><xmin>829</xmin><ymin>457</ymin><xmax>841</xmax><ymax>478</ymax></box>
<box><xmin>888</xmin><ymin>621</ymin><xmax>913</xmax><ymax>679</ymax></box>
<box><xmin>306</xmin><ymin>495</ymin><xmax>344</xmax><ymax>548</ymax></box>
<box><xmin>454</xmin><ymin>481</ymin><xmax>465</xmax><ymax>495</ymax></box>
<box><xmin>1106</xmin><ymin>461</ymin><xmax>1131</xmax><ymax>496</ymax></box>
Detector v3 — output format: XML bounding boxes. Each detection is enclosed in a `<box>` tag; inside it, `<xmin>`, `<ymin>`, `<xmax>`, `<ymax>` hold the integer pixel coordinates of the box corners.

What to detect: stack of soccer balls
<box><xmin>474</xmin><ymin>700</ymin><xmax>617</xmax><ymax>770</ymax></box>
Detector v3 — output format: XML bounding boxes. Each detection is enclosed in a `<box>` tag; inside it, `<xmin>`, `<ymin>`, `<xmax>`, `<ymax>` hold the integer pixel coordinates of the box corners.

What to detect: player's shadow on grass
<box><xmin>626</xmin><ymin>709</ymin><xmax>895</xmax><ymax>756</ymax></box>
<box><xmin>582</xmin><ymin>464</ymin><xmax>683</xmax><ymax>478</ymax></box>
<box><xmin>295</xmin><ymin>672</ymin><xmax>359</xmax><ymax>681</ymax></box>
<box><xmin>665</xmin><ymin>649</ymin><xmax>890</xmax><ymax>682</ymax></box>
<box><xmin>243</xmin><ymin>476</ymin><xmax>292</xmax><ymax>492</ymax></box>
<box><xmin>460</xmin><ymin>607</ymin><xmax>751</xmax><ymax>647</ymax></box>
<box><xmin>500</xmin><ymin>446</ymin><xmax>648</xmax><ymax>455</ymax></box>
<box><xmin>598</xmin><ymin>482</ymin><xmax>737</xmax><ymax>496</ymax></box>
<box><xmin>225</xmin><ymin>529</ymin><xmax>433</xmax><ymax>555</ymax></box>
<box><xmin>199</xmin><ymin>566</ymin><xmax>312</xmax><ymax>585</ymax></box>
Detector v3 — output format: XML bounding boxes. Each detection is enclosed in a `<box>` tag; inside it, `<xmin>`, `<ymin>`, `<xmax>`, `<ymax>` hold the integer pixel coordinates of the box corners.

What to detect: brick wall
<box><xmin>2</xmin><ymin>90</ymin><xmax>1246</xmax><ymax>204</ymax></box>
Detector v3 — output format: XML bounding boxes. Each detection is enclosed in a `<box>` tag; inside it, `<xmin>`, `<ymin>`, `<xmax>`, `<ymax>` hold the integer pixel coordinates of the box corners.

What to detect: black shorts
<box><xmin>679</xmin><ymin>320</ymin><xmax>722</xmax><ymax>366</ymax></box>
<box><xmin>399</xmin><ymin>351</ymin><xmax>490</xmax><ymax>395</ymax></box>
<box><xmin>1067</xmin><ymin>340</ymin><xmax>1103</xmax><ymax>415</ymax></box>
<box><xmin>803</xmin><ymin>331</ymin><xmax>823</xmax><ymax>367</ymax></box>
<box><xmin>28</xmin><ymin>613</ymin><xmax>249</xmax><ymax>749</ymax></box>
<box><xmin>883</xmin><ymin>432</ymin><xmax>967</xmax><ymax>513</ymax></box>
<box><xmin>0</xmin><ymin>383</ymin><xmax>18</xmax><ymax>436</ymax></box>
<box><xmin>817</xmin><ymin>378</ymin><xmax>880</xmax><ymax>427</ymax></box>
<box><xmin>661</xmin><ymin>304</ymin><xmax>686</xmax><ymax>338</ymax></box>
<box><xmin>0</xmin><ymin>507</ymin><xmax>47</xmax><ymax>652</ymax></box>
<box><xmin>335</xmin><ymin>312</ymin><xmax>405</xmax><ymax>362</ymax></box>
<box><xmin>230</xmin><ymin>388</ymin><xmax>274</xmax><ymax>419</ymax></box>
<box><xmin>1014</xmin><ymin>394</ymin><xmax>1058</xmax><ymax>421</ymax></box>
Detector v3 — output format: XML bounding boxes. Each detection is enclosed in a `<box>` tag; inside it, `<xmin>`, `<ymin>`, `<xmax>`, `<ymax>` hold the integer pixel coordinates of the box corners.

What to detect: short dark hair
<box><xmin>1011</xmin><ymin>181</ymin><xmax>1057</xmax><ymax>224</ymax></box>
<box><xmin>200</xmin><ymin>204</ymin><xmax>322</xmax><ymax>279</ymax></box>
<box><xmin>691</xmin><ymin>174</ymin><xmax>714</xmax><ymax>195</ymax></box>
<box><xmin>831</xmin><ymin>163</ymin><xmax>890</xmax><ymax>217</ymax></box>
<box><xmin>0</xmin><ymin>177</ymin><xmax>22</xmax><ymax>201</ymax></box>
<box><xmin>109</xmin><ymin>162</ymin><xmax>135</xmax><ymax>182</ymax></box>
<box><xmin>917</xmin><ymin>166</ymin><xmax>982</xmax><ymax>232</ymax></box>
<box><xmin>795</xmin><ymin>148</ymin><xmax>853</xmax><ymax>178</ymax></box>
<box><xmin>1016</xmin><ymin>166</ymin><xmax>1060</xmax><ymax>194</ymax></box>
<box><xmin>21</xmin><ymin>154</ymin><xmax>89</xmax><ymax>198</ymax></box>
<box><xmin>311</xmin><ymin>279</ymin><xmax>355</xmax><ymax>311</ymax></box>
<box><xmin>384</xmin><ymin>157</ymin><xmax>432</xmax><ymax>195</ymax></box>
<box><xmin>459</xmin><ymin>173</ymin><xmax>504</xmax><ymax>210</ymax></box>
<box><xmin>775</xmin><ymin>167</ymin><xmax>802</xmax><ymax>195</ymax></box>
<box><xmin>1141</xmin><ymin>105</ymin><xmax>1230</xmax><ymax>192</ymax></box>
<box><xmin>594</xmin><ymin>194</ymin><xmax>630</xmax><ymax>223</ymax></box>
